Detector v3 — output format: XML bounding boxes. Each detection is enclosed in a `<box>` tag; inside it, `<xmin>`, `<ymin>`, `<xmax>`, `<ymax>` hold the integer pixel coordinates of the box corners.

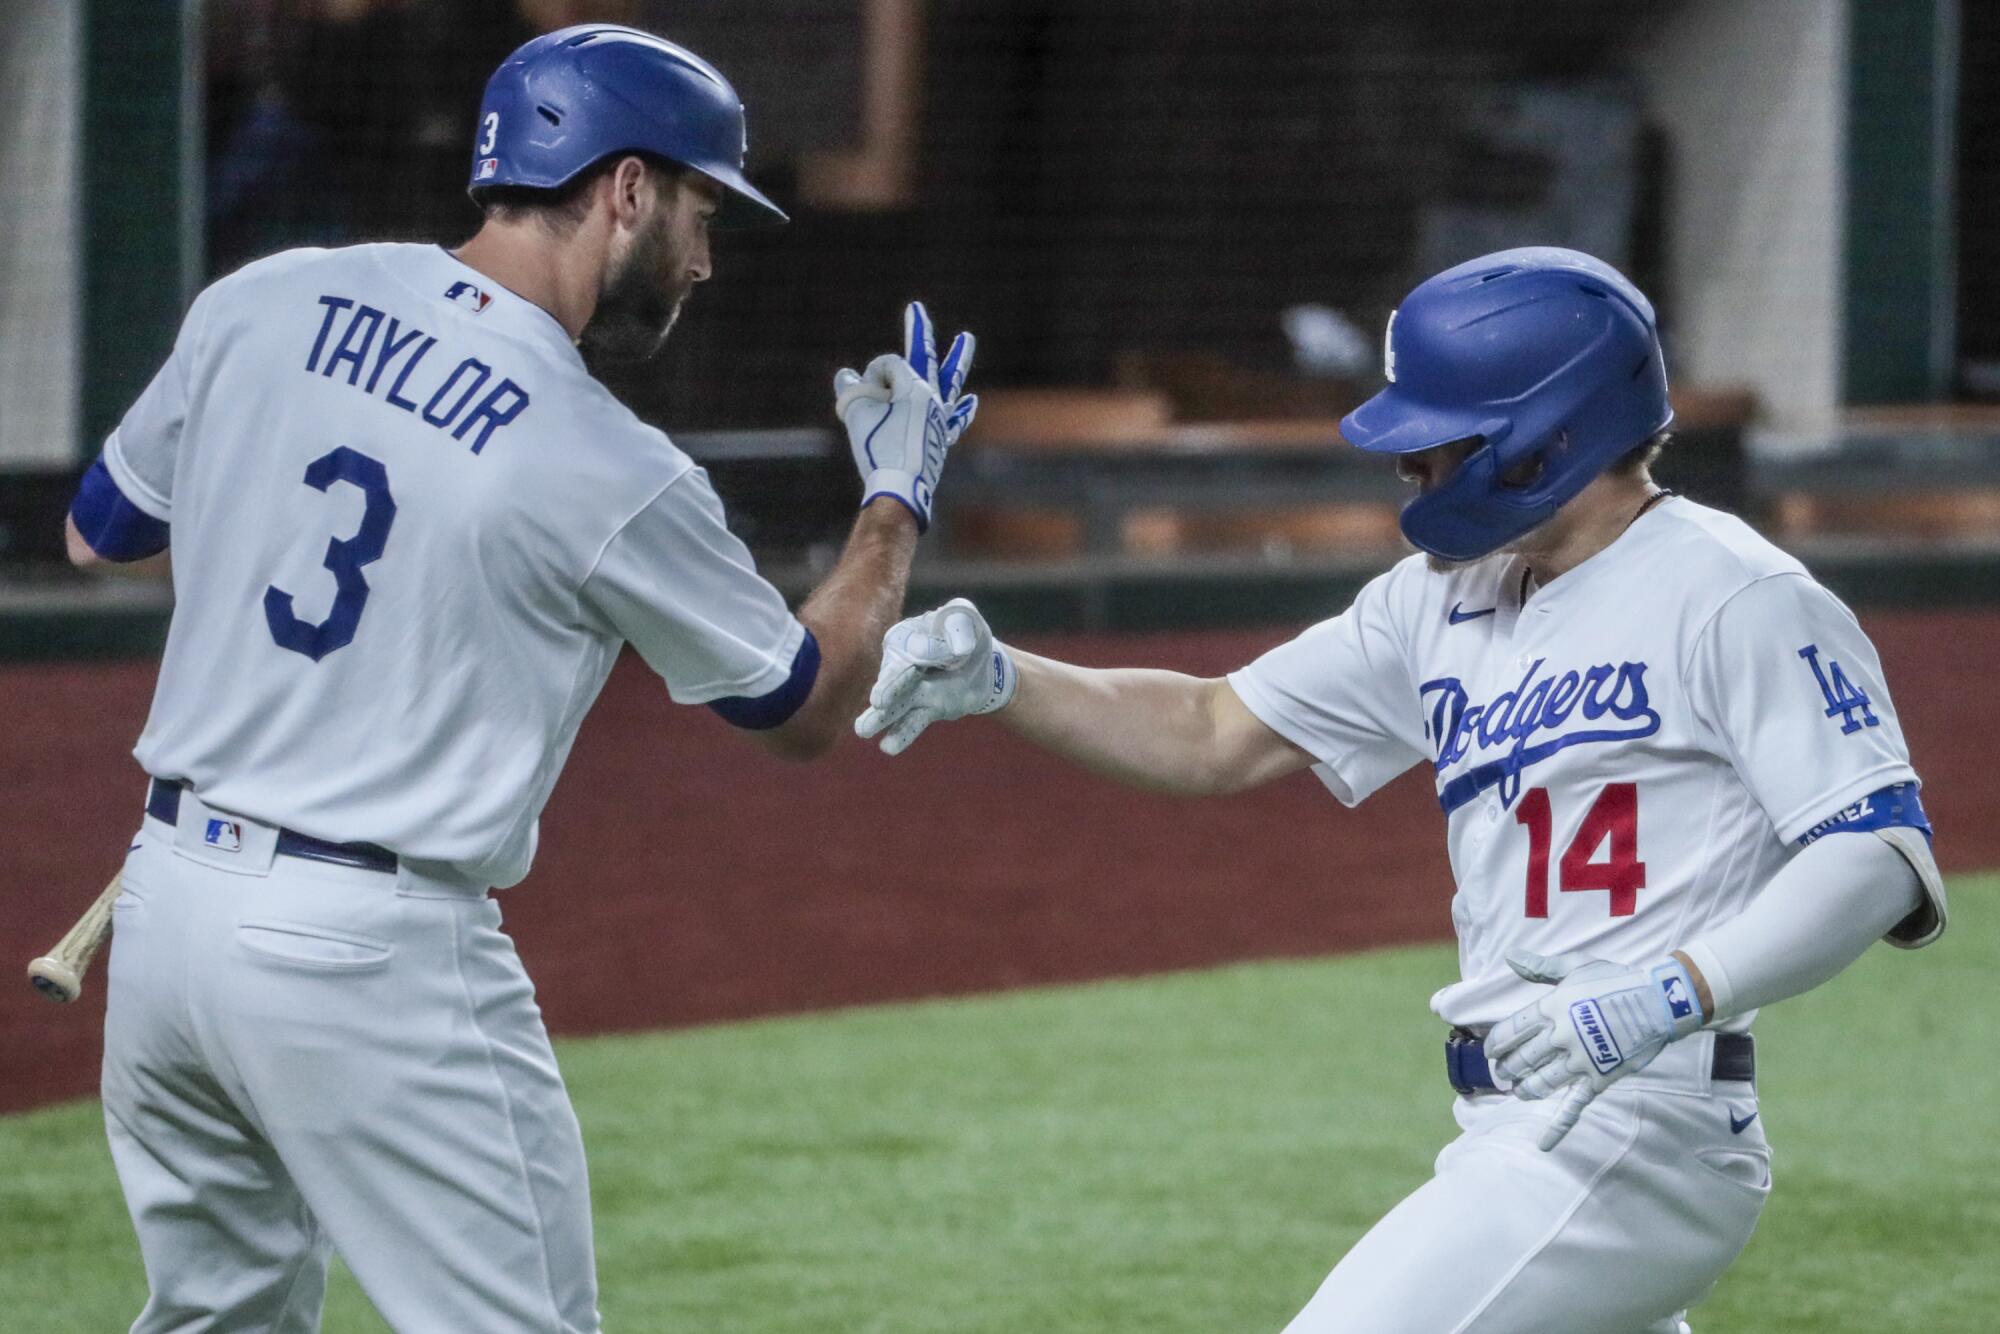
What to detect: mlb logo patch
<box><xmin>204</xmin><ymin>818</ymin><xmax>243</xmax><ymax>853</ymax></box>
<box><xmin>444</xmin><ymin>281</ymin><xmax>493</xmax><ymax>313</ymax></box>
<box><xmin>475</xmin><ymin>156</ymin><xmax>499</xmax><ymax>181</ymax></box>
<box><xmin>1661</xmin><ymin>974</ymin><xmax>1695</xmax><ymax>1022</ymax></box>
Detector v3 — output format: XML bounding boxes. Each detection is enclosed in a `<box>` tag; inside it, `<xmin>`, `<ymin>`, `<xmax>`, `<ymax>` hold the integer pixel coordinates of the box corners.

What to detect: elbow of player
<box><xmin>1189</xmin><ymin>761</ymin><xmax>1261</xmax><ymax>799</ymax></box>
<box><xmin>756</xmin><ymin>717</ymin><xmax>841</xmax><ymax>763</ymax></box>
<box><xmin>1126</xmin><ymin>752</ymin><xmax>1255</xmax><ymax>798</ymax></box>
<box><xmin>1188</xmin><ymin>732</ymin><xmax>1278</xmax><ymax>798</ymax></box>
<box><xmin>64</xmin><ymin>517</ymin><xmax>105</xmax><ymax>570</ymax></box>
<box><xmin>711</xmin><ymin>634</ymin><xmax>832</xmax><ymax>760</ymax></box>
<box><xmin>1200</xmin><ymin>771</ymin><xmax>1250</xmax><ymax>799</ymax></box>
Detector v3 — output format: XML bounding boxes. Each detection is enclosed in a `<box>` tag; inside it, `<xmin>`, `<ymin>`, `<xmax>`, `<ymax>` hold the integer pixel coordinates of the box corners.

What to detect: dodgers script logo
<box><xmin>1421</xmin><ymin>658</ymin><xmax>1660</xmax><ymax>815</ymax></box>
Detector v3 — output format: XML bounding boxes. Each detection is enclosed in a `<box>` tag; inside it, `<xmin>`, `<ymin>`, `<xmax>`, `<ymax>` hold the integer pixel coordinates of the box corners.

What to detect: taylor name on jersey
<box><xmin>304</xmin><ymin>291</ymin><xmax>533</xmax><ymax>456</ymax></box>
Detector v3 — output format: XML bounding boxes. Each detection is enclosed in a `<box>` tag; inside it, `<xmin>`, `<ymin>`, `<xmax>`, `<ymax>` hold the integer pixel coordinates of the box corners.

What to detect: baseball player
<box><xmin>64</xmin><ymin>25</ymin><xmax>976</xmax><ymax>1332</ymax></box>
<box><xmin>855</xmin><ymin>247</ymin><xmax>1946</xmax><ymax>1332</ymax></box>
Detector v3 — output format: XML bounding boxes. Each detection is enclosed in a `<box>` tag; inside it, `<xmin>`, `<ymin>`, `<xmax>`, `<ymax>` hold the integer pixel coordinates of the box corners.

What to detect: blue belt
<box><xmin>146</xmin><ymin>778</ymin><xmax>398</xmax><ymax>874</ymax></box>
<box><xmin>1446</xmin><ymin>1026</ymin><xmax>1754</xmax><ymax>1095</ymax></box>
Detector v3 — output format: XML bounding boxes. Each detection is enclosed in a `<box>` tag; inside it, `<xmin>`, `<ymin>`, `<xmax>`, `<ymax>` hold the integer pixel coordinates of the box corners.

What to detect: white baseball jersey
<box><xmin>1229</xmin><ymin>498</ymin><xmax>1918</xmax><ymax>1029</ymax></box>
<box><xmin>105</xmin><ymin>243</ymin><xmax>806</xmax><ymax>888</ymax></box>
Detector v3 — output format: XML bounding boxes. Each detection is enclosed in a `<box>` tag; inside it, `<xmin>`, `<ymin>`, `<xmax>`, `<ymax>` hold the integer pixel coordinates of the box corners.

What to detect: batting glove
<box><xmin>834</xmin><ymin>301</ymin><xmax>978</xmax><ymax>533</ymax></box>
<box><xmin>854</xmin><ymin>598</ymin><xmax>1016</xmax><ymax>755</ymax></box>
<box><xmin>1483</xmin><ymin>950</ymin><xmax>1706</xmax><ymax>1151</ymax></box>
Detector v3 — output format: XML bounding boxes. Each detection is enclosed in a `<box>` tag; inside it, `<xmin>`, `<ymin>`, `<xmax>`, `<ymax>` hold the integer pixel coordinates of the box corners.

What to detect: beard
<box><xmin>578</xmin><ymin>213</ymin><xmax>692</xmax><ymax>365</ymax></box>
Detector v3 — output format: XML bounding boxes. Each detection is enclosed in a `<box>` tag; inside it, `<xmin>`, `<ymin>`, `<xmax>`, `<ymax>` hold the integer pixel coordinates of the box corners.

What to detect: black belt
<box><xmin>146</xmin><ymin>778</ymin><xmax>398</xmax><ymax>874</ymax></box>
<box><xmin>1446</xmin><ymin>1026</ymin><xmax>1754</xmax><ymax>1096</ymax></box>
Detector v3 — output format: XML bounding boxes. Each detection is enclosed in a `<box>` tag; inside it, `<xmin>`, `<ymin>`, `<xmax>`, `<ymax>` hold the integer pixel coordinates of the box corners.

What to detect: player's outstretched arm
<box><xmin>1000</xmin><ymin>650</ymin><xmax>1317</xmax><ymax>795</ymax></box>
<box><xmin>755</xmin><ymin>500</ymin><xmax>921</xmax><ymax>760</ymax></box>
<box><xmin>855</xmin><ymin>598</ymin><xmax>1316</xmax><ymax>795</ymax></box>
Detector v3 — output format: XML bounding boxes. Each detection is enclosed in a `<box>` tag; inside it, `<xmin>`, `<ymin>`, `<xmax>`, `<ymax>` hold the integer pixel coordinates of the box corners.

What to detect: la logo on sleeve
<box><xmin>1796</xmin><ymin>645</ymin><xmax>1880</xmax><ymax>734</ymax></box>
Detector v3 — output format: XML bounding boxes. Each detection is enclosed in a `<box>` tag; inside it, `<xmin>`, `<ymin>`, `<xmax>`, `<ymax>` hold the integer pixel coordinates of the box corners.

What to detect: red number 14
<box><xmin>1514</xmin><ymin>784</ymin><xmax>1645</xmax><ymax>917</ymax></box>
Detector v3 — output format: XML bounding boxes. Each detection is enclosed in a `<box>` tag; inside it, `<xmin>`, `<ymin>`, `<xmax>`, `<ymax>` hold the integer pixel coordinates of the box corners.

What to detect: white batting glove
<box><xmin>1483</xmin><ymin>950</ymin><xmax>1706</xmax><ymax>1151</ymax></box>
<box><xmin>854</xmin><ymin>597</ymin><xmax>1016</xmax><ymax>756</ymax></box>
<box><xmin>833</xmin><ymin>301</ymin><xmax>978</xmax><ymax>533</ymax></box>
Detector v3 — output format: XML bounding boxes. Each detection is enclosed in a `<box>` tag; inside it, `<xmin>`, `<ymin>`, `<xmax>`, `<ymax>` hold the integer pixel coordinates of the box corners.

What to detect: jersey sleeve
<box><xmin>1225</xmin><ymin>569</ymin><xmax>1429</xmax><ymax>805</ymax></box>
<box><xmin>1684</xmin><ymin>572</ymin><xmax>1919</xmax><ymax>844</ymax></box>
<box><xmin>100</xmin><ymin>283</ymin><xmax>219</xmax><ymax>522</ymax></box>
<box><xmin>580</xmin><ymin>466</ymin><xmax>809</xmax><ymax>706</ymax></box>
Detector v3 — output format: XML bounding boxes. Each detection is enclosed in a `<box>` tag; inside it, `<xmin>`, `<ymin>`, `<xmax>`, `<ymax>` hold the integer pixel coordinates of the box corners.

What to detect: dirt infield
<box><xmin>4</xmin><ymin>609</ymin><xmax>1997</xmax><ymax>1113</ymax></box>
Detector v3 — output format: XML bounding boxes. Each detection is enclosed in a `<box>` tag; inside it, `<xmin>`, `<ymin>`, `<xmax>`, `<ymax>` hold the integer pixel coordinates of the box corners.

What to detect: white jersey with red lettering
<box><xmin>1230</xmin><ymin>496</ymin><xmax>1921</xmax><ymax>1333</ymax></box>
<box><xmin>1229</xmin><ymin>496</ymin><xmax>1918</xmax><ymax>1030</ymax></box>
<box><xmin>104</xmin><ymin>242</ymin><xmax>803</xmax><ymax>888</ymax></box>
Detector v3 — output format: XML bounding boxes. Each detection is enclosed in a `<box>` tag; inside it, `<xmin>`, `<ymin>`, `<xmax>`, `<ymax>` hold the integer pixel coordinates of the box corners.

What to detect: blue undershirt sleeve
<box><xmin>70</xmin><ymin>456</ymin><xmax>171</xmax><ymax>561</ymax></box>
<box><xmin>706</xmin><ymin>629</ymin><xmax>821</xmax><ymax>731</ymax></box>
<box><xmin>1795</xmin><ymin>781</ymin><xmax>1932</xmax><ymax>846</ymax></box>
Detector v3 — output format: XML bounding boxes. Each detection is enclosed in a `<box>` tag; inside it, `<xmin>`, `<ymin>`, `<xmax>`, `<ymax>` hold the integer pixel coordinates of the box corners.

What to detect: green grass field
<box><xmin>6</xmin><ymin>873</ymin><xmax>1995</xmax><ymax>1332</ymax></box>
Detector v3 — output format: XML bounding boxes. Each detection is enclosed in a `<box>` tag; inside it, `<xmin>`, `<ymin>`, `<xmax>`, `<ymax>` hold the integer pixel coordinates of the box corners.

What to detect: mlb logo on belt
<box><xmin>444</xmin><ymin>281</ymin><xmax>493</xmax><ymax>313</ymax></box>
<box><xmin>204</xmin><ymin>818</ymin><xmax>243</xmax><ymax>853</ymax></box>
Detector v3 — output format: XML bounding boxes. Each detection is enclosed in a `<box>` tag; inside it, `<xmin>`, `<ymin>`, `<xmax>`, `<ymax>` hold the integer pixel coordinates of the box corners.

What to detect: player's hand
<box><xmin>1483</xmin><ymin>951</ymin><xmax>1706</xmax><ymax>1151</ymax></box>
<box><xmin>833</xmin><ymin>301</ymin><xmax>978</xmax><ymax>533</ymax></box>
<box><xmin>854</xmin><ymin>598</ymin><xmax>1016</xmax><ymax>755</ymax></box>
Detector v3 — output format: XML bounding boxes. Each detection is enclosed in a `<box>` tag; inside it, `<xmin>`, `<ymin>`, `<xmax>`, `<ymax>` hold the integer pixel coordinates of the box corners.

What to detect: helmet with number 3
<box><xmin>1341</xmin><ymin>247</ymin><xmax>1673</xmax><ymax>562</ymax></box>
<box><xmin>469</xmin><ymin>25</ymin><xmax>787</xmax><ymax>227</ymax></box>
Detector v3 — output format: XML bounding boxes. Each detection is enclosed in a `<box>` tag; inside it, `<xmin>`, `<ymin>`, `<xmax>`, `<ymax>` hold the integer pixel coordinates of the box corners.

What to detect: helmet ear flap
<box><xmin>1497</xmin><ymin>432</ymin><xmax>1563</xmax><ymax>490</ymax></box>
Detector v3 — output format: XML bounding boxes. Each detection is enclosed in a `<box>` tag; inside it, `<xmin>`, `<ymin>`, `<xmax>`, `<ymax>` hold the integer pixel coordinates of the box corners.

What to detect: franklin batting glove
<box><xmin>833</xmin><ymin>301</ymin><xmax>978</xmax><ymax>533</ymax></box>
<box><xmin>1483</xmin><ymin>950</ymin><xmax>1706</xmax><ymax>1151</ymax></box>
<box><xmin>854</xmin><ymin>597</ymin><xmax>1016</xmax><ymax>755</ymax></box>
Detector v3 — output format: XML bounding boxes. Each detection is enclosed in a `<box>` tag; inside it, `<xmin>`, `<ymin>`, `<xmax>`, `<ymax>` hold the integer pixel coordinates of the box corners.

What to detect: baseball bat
<box><xmin>27</xmin><ymin>871</ymin><xmax>123</xmax><ymax>1004</ymax></box>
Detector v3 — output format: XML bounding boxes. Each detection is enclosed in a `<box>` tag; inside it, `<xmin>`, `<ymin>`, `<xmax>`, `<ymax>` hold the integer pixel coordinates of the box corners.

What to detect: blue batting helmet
<box><xmin>1341</xmin><ymin>247</ymin><xmax>1672</xmax><ymax>562</ymax></box>
<box><xmin>469</xmin><ymin>25</ymin><xmax>787</xmax><ymax>227</ymax></box>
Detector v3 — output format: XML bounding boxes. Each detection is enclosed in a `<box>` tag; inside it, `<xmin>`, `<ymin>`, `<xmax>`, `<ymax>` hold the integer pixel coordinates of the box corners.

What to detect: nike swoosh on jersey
<box><xmin>1729</xmin><ymin>1107</ymin><xmax>1759</xmax><ymax>1135</ymax></box>
<box><xmin>1448</xmin><ymin>602</ymin><xmax>1498</xmax><ymax>625</ymax></box>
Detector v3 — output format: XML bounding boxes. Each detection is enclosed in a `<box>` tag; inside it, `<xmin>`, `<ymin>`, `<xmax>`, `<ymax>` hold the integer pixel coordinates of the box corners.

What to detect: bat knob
<box><xmin>28</xmin><ymin>957</ymin><xmax>82</xmax><ymax>1004</ymax></box>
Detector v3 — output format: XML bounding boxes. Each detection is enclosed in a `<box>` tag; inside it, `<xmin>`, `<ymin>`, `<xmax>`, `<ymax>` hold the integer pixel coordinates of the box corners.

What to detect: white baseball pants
<box><xmin>1283</xmin><ymin>1034</ymin><xmax>1772</xmax><ymax>1334</ymax></box>
<box><xmin>102</xmin><ymin>795</ymin><xmax>600</xmax><ymax>1332</ymax></box>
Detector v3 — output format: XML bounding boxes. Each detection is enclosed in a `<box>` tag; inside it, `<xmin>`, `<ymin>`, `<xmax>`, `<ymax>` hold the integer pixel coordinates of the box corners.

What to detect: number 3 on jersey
<box><xmin>1515</xmin><ymin>783</ymin><xmax>1645</xmax><ymax>917</ymax></box>
<box><xmin>264</xmin><ymin>447</ymin><xmax>397</xmax><ymax>662</ymax></box>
